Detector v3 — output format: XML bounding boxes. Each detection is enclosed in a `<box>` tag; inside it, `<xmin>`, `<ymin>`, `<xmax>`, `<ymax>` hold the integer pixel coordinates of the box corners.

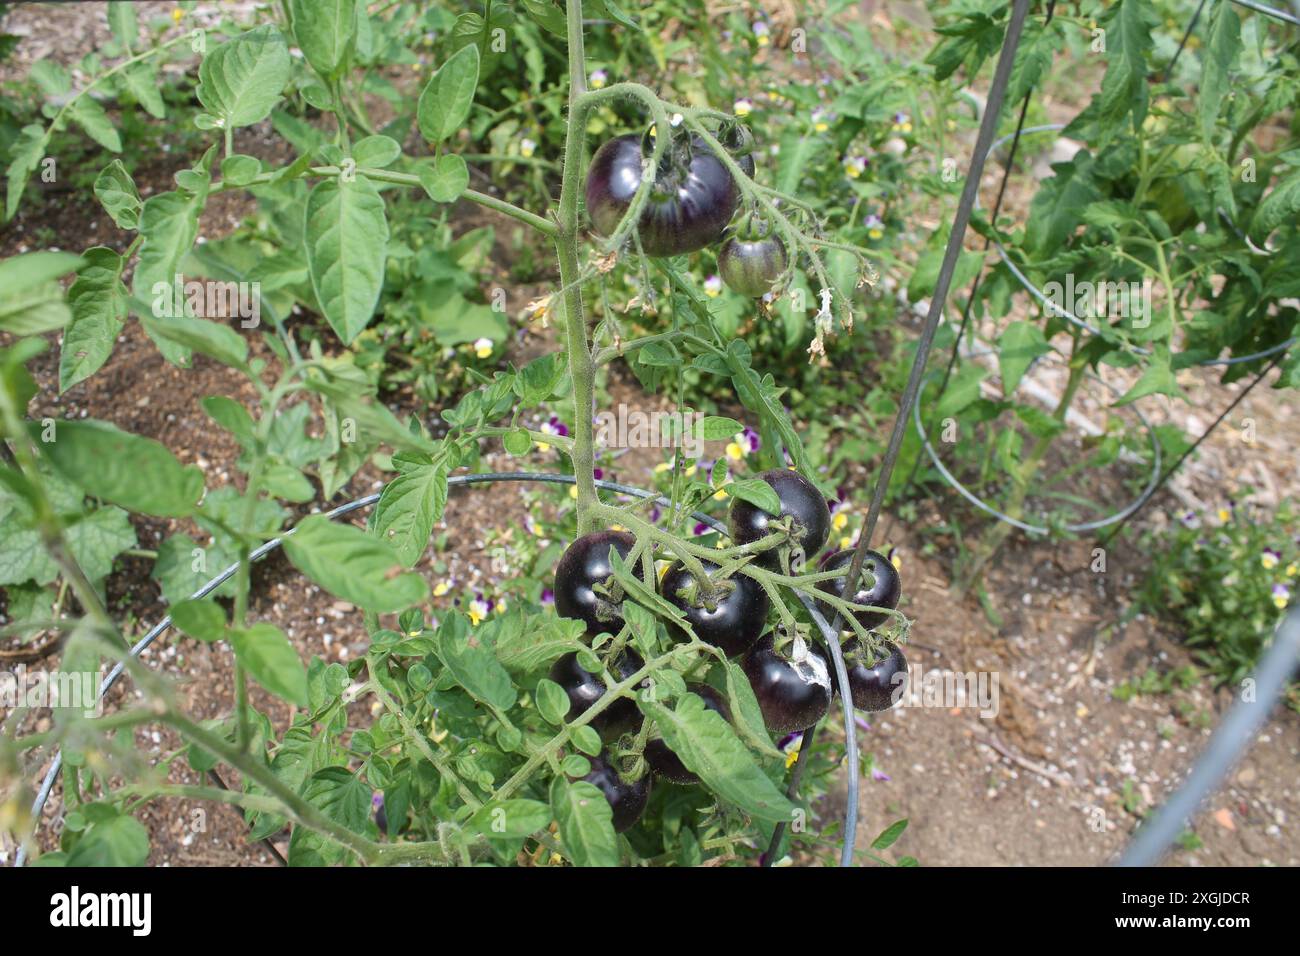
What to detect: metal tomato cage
<box><xmin>14</xmin><ymin>0</ymin><xmax>1300</xmax><ymax>869</ymax></box>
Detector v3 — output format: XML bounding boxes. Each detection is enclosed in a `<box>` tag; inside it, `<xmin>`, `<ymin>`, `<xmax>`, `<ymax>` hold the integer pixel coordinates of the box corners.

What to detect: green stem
<box><xmin>216</xmin><ymin>165</ymin><xmax>555</xmax><ymax>237</ymax></box>
<box><xmin>957</xmin><ymin>348</ymin><xmax>1087</xmax><ymax>593</ymax></box>
<box><xmin>556</xmin><ymin>0</ymin><xmax>598</xmax><ymax>535</ymax></box>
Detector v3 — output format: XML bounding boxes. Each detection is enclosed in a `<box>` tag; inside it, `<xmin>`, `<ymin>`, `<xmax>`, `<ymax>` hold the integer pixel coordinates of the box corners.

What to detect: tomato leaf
<box><xmin>282</xmin><ymin>514</ymin><xmax>428</xmax><ymax>612</ymax></box>
<box><xmin>197</xmin><ymin>25</ymin><xmax>291</xmax><ymax>129</ymax></box>
<box><xmin>231</xmin><ymin>622</ymin><xmax>309</xmax><ymax>707</ymax></box>
<box><xmin>303</xmin><ymin>176</ymin><xmax>389</xmax><ymax>344</ymax></box>
<box><xmin>639</xmin><ymin>693</ymin><xmax>796</xmax><ymax>823</ymax></box>
<box><xmin>291</xmin><ymin>0</ymin><xmax>356</xmax><ymax>80</ymax></box>
<box><xmin>32</xmin><ymin>419</ymin><xmax>204</xmax><ymax>517</ymax></box>
<box><xmin>417</xmin><ymin>44</ymin><xmax>479</xmax><ymax>145</ymax></box>
<box><xmin>550</xmin><ymin>777</ymin><xmax>619</xmax><ymax>867</ymax></box>
<box><xmin>431</xmin><ymin>611</ymin><xmax>517</xmax><ymax>711</ymax></box>
<box><xmin>372</xmin><ymin>455</ymin><xmax>448</xmax><ymax>567</ymax></box>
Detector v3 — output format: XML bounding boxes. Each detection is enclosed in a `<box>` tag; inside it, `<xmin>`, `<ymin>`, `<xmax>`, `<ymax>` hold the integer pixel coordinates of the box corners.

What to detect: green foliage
<box><xmin>1137</xmin><ymin>500</ymin><xmax>1300</xmax><ymax>708</ymax></box>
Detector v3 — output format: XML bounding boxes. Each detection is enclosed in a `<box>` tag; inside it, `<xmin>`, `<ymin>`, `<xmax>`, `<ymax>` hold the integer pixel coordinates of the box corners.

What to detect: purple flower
<box><xmin>648</xmin><ymin>504</ymin><xmax>662</xmax><ymax>523</ymax></box>
<box><xmin>543</xmin><ymin>414</ymin><xmax>569</xmax><ymax>438</ymax></box>
<box><xmin>540</xmin><ymin>588</ymin><xmax>555</xmax><ymax>605</ymax></box>
<box><xmin>776</xmin><ymin>732</ymin><xmax>800</xmax><ymax>750</ymax></box>
<box><xmin>871</xmin><ymin>767</ymin><xmax>891</xmax><ymax>782</ymax></box>
<box><xmin>741</xmin><ymin>427</ymin><xmax>760</xmax><ymax>453</ymax></box>
<box><xmin>854</xmin><ymin>716</ymin><xmax>872</xmax><ymax>733</ymax></box>
<box><xmin>593</xmin><ymin>467</ymin><xmax>603</xmax><ymax>480</ymax></box>
<box><xmin>693</xmin><ymin>522</ymin><xmax>710</xmax><ymax>536</ymax></box>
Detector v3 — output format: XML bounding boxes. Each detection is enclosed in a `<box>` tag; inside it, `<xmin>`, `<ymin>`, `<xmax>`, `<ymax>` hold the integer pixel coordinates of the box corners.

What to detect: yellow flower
<box><xmin>568</xmin><ymin>485</ymin><xmax>579</xmax><ymax>499</ymax></box>
<box><xmin>831</xmin><ymin>512</ymin><xmax>848</xmax><ymax>532</ymax></box>
<box><xmin>1274</xmin><ymin>594</ymin><xmax>1288</xmax><ymax>609</ymax></box>
<box><xmin>712</xmin><ymin>488</ymin><xmax>728</xmax><ymax>501</ymax></box>
<box><xmin>610</xmin><ymin>523</ymin><xmax>626</xmax><ymax>532</ymax></box>
<box><xmin>1262</xmin><ymin>552</ymin><xmax>1279</xmax><ymax>570</ymax></box>
<box><xmin>685</xmin><ymin>464</ymin><xmax>697</xmax><ymax>477</ymax></box>
<box><xmin>433</xmin><ymin>581</ymin><xmax>451</xmax><ymax>597</ymax></box>
<box><xmin>473</xmin><ymin>337</ymin><xmax>494</xmax><ymax>359</ymax></box>
<box><xmin>536</xmin><ymin>442</ymin><xmax>550</xmax><ymax>453</ymax></box>
<box><xmin>734</xmin><ymin>98</ymin><xmax>754</xmax><ymax>118</ymax></box>
<box><xmin>1287</xmin><ymin>564</ymin><xmax>1298</xmax><ymax>577</ymax></box>
<box><xmin>654</xmin><ymin>461</ymin><xmax>673</xmax><ymax>473</ymax></box>
<box><xmin>1217</xmin><ymin>508</ymin><xmax>1231</xmax><ymax>522</ymax></box>
<box><xmin>468</xmin><ymin>608</ymin><xmax>483</xmax><ymax>626</ymax></box>
<box><xmin>891</xmin><ymin>552</ymin><xmax>902</xmax><ymax>571</ymax></box>
<box><xmin>171</xmin><ymin>7</ymin><xmax>183</xmax><ymax>23</ymax></box>
<box><xmin>726</xmin><ymin>441</ymin><xmax>745</xmax><ymax>461</ymax></box>
<box><xmin>868</xmin><ymin>227</ymin><xmax>883</xmax><ymax>240</ymax></box>
<box><xmin>784</xmin><ymin>747</ymin><xmax>800</xmax><ymax>769</ymax></box>
<box><xmin>839</xmin><ymin>535</ymin><xmax>852</xmax><ymax>550</ymax></box>
<box><xmin>520</xmin><ymin>138</ymin><xmax>537</xmax><ymax>158</ymax></box>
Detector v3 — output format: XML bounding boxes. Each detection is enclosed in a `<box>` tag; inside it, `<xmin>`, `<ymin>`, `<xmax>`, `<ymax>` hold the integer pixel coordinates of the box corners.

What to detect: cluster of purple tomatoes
<box><xmin>550</xmin><ymin>469</ymin><xmax>906</xmax><ymax>831</ymax></box>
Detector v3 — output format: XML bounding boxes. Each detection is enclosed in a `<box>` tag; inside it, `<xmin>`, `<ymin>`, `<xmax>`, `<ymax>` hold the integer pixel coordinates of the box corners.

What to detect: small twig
<box><xmin>973</xmin><ymin>728</ymin><xmax>1074</xmax><ymax>787</ymax></box>
<box><xmin>0</xmin><ymin>635</ymin><xmax>62</xmax><ymax>664</ymax></box>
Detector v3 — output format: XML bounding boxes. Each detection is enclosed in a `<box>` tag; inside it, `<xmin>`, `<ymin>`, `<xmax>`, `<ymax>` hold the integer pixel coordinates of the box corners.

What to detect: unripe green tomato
<box><xmin>717</xmin><ymin>235</ymin><xmax>788</xmax><ymax>297</ymax></box>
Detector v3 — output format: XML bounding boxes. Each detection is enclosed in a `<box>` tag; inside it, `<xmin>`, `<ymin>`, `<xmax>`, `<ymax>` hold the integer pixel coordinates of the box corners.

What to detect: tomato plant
<box><xmin>0</xmin><ymin>0</ymin><xmax>907</xmax><ymax>868</ymax></box>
